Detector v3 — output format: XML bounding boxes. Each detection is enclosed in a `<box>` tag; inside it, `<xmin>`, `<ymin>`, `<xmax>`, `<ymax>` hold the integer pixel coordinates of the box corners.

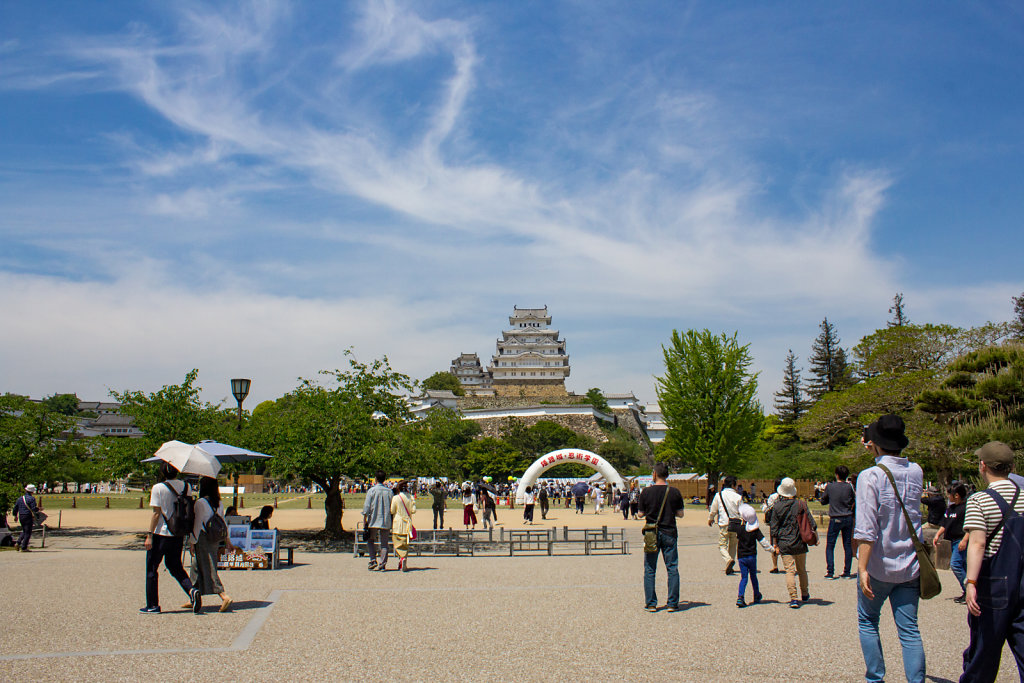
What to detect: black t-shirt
<box><xmin>942</xmin><ymin>501</ymin><xmax>966</xmax><ymax>541</ymax></box>
<box><xmin>924</xmin><ymin>494</ymin><xmax>947</xmax><ymax>526</ymax></box>
<box><xmin>736</xmin><ymin>526</ymin><xmax>765</xmax><ymax>558</ymax></box>
<box><xmin>637</xmin><ymin>485</ymin><xmax>684</xmax><ymax>535</ymax></box>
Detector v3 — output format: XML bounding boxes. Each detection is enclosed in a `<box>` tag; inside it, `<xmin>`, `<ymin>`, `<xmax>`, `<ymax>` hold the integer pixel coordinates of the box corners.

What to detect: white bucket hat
<box><xmin>777</xmin><ymin>478</ymin><xmax>798</xmax><ymax>498</ymax></box>
<box><xmin>25</xmin><ymin>484</ymin><xmax>36</xmax><ymax>493</ymax></box>
<box><xmin>739</xmin><ymin>503</ymin><xmax>759</xmax><ymax>531</ymax></box>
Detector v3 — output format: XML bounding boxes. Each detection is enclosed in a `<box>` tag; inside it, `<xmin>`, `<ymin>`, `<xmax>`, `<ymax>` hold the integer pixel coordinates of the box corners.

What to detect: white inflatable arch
<box><xmin>515</xmin><ymin>448</ymin><xmax>625</xmax><ymax>504</ymax></box>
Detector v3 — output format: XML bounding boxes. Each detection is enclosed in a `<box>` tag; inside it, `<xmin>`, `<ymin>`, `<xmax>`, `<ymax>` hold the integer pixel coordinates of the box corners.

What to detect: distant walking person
<box><xmin>932</xmin><ymin>483</ymin><xmax>968</xmax><ymax>603</ymax></box>
<box><xmin>638</xmin><ymin>463</ymin><xmax>685</xmax><ymax>612</ymax></box>
<box><xmin>735</xmin><ymin>503</ymin><xmax>773</xmax><ymax>607</ymax></box>
<box><xmin>767</xmin><ymin>477</ymin><xmax>813</xmax><ymax>609</ymax></box>
<box><xmin>539</xmin><ymin>485</ymin><xmax>550</xmax><ymax>520</ymax></box>
<box><xmin>822</xmin><ymin>465</ymin><xmax>856</xmax><ymax>579</ymax></box>
<box><xmin>480</xmin><ymin>488</ymin><xmax>497</xmax><ymax>529</ymax></box>
<box><xmin>854</xmin><ymin>415</ymin><xmax>925</xmax><ymax>683</ymax></box>
<box><xmin>390</xmin><ymin>481</ymin><xmax>416</xmax><ymax>572</ymax></box>
<box><xmin>462</xmin><ymin>485</ymin><xmax>477</xmax><ymax>529</ymax></box>
<box><xmin>523</xmin><ymin>486</ymin><xmax>536</xmax><ymax>524</ymax></box>
<box><xmin>13</xmin><ymin>484</ymin><xmax>40</xmax><ymax>552</ymax></box>
<box><xmin>708</xmin><ymin>475</ymin><xmax>743</xmax><ymax>575</ymax></box>
<box><xmin>363</xmin><ymin>471</ymin><xmax>394</xmax><ymax>572</ymax></box>
<box><xmin>960</xmin><ymin>441</ymin><xmax>1024</xmax><ymax>682</ymax></box>
<box><xmin>763</xmin><ymin>479</ymin><xmax>783</xmax><ymax>574</ymax></box>
<box><xmin>431</xmin><ymin>481</ymin><xmax>446</xmax><ymax>529</ymax></box>
<box><xmin>141</xmin><ymin>462</ymin><xmax>200</xmax><ymax>614</ymax></box>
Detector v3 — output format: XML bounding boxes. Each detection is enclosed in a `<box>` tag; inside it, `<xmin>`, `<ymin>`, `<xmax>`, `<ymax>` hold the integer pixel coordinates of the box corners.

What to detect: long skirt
<box><xmin>393</xmin><ymin>532</ymin><xmax>410</xmax><ymax>558</ymax></box>
<box><xmin>463</xmin><ymin>504</ymin><xmax>477</xmax><ymax>526</ymax></box>
<box><xmin>189</xmin><ymin>534</ymin><xmax>225</xmax><ymax>596</ymax></box>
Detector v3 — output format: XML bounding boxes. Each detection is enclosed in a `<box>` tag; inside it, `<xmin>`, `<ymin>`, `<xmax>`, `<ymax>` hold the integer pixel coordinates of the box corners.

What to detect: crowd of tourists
<box><xmin>641</xmin><ymin>414</ymin><xmax>1024</xmax><ymax>683</ymax></box>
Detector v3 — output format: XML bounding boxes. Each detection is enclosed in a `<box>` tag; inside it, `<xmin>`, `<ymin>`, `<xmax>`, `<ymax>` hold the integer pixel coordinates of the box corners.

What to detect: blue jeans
<box><xmin>949</xmin><ymin>542</ymin><xmax>966</xmax><ymax>592</ymax></box>
<box><xmin>644</xmin><ymin>531</ymin><xmax>679</xmax><ymax>608</ymax></box>
<box><xmin>857</xmin><ymin>576</ymin><xmax>925</xmax><ymax>683</ymax></box>
<box><xmin>826</xmin><ymin>515</ymin><xmax>854</xmax><ymax>575</ymax></box>
<box><xmin>738</xmin><ymin>555</ymin><xmax>761</xmax><ymax>600</ymax></box>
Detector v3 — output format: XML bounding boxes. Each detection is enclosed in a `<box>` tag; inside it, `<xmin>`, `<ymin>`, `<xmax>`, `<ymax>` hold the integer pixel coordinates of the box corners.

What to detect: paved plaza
<box><xmin>2</xmin><ymin>523</ymin><xmax>1016</xmax><ymax>682</ymax></box>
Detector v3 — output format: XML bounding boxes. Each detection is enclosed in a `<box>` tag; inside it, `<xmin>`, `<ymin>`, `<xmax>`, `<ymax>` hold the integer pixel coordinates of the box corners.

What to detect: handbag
<box><xmin>796</xmin><ymin>499</ymin><xmax>819</xmax><ymax>546</ymax></box>
<box><xmin>877</xmin><ymin>465</ymin><xmax>941</xmax><ymax>600</ymax></box>
<box><xmin>719</xmin><ymin>492</ymin><xmax>743</xmax><ymax>533</ymax></box>
<box><xmin>643</xmin><ymin>486</ymin><xmax>671</xmax><ymax>553</ymax></box>
<box><xmin>399</xmin><ymin>495</ymin><xmax>417</xmax><ymax>541</ymax></box>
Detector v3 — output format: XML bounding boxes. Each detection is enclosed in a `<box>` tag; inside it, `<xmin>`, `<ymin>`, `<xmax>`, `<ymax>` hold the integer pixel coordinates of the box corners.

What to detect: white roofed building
<box><xmin>449</xmin><ymin>352</ymin><xmax>493</xmax><ymax>396</ymax></box>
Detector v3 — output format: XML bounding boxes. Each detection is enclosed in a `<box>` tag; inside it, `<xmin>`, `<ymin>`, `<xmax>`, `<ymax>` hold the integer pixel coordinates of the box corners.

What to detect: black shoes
<box><xmin>725</xmin><ymin>560</ymin><xmax>735</xmax><ymax>575</ymax></box>
<box><xmin>139</xmin><ymin>606</ymin><xmax>161</xmax><ymax>614</ymax></box>
<box><xmin>769</xmin><ymin>568</ymin><xmax>781</xmax><ymax>574</ymax></box>
<box><xmin>190</xmin><ymin>588</ymin><xmax>202</xmax><ymax>614</ymax></box>
<box><xmin>736</xmin><ymin>597</ymin><xmax>747</xmax><ymax>608</ymax></box>
<box><xmin>802</xmin><ymin>594</ymin><xmax>811</xmax><ymax>602</ymax></box>
<box><xmin>954</xmin><ymin>593</ymin><xmax>967</xmax><ymax>604</ymax></box>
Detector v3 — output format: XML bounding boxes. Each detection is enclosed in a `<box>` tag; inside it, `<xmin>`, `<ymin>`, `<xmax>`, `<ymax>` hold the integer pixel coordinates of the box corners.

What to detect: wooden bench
<box><xmin>280</xmin><ymin>545</ymin><xmax>296</xmax><ymax>566</ymax></box>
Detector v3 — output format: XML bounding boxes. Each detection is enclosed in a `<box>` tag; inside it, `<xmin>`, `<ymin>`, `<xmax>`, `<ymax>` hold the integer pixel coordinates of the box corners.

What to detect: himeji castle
<box><xmin>449</xmin><ymin>306</ymin><xmax>572</xmax><ymax>397</ymax></box>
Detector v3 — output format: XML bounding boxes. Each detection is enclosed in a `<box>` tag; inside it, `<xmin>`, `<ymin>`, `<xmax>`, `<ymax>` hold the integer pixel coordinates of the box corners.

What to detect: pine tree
<box><xmin>773</xmin><ymin>349</ymin><xmax>808</xmax><ymax>423</ymax></box>
<box><xmin>888</xmin><ymin>293</ymin><xmax>909</xmax><ymax>327</ymax></box>
<box><xmin>1013</xmin><ymin>291</ymin><xmax>1024</xmax><ymax>340</ymax></box>
<box><xmin>807</xmin><ymin>317</ymin><xmax>851</xmax><ymax>399</ymax></box>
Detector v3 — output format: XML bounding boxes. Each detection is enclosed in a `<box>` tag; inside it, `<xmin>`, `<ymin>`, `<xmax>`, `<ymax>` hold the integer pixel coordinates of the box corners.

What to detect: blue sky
<box><xmin>1</xmin><ymin>1</ymin><xmax>1022</xmax><ymax>409</ymax></box>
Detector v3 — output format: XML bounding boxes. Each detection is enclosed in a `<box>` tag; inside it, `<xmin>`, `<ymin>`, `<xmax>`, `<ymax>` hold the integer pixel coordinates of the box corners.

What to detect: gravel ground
<box><xmin>0</xmin><ymin>526</ymin><xmax>1017</xmax><ymax>682</ymax></box>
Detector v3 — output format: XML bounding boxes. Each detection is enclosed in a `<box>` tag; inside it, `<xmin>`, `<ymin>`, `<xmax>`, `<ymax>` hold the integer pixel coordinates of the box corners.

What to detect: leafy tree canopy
<box><xmin>422</xmin><ymin>371</ymin><xmax>465</xmax><ymax>396</ymax></box>
<box><xmin>585</xmin><ymin>388</ymin><xmax>609</xmax><ymax>412</ymax></box>
<box><xmin>656</xmin><ymin>329</ymin><xmax>762</xmax><ymax>482</ymax></box>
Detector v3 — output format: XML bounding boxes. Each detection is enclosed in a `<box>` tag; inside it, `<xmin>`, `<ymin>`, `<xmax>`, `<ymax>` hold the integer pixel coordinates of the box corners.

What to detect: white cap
<box><xmin>739</xmin><ymin>503</ymin><xmax>759</xmax><ymax>531</ymax></box>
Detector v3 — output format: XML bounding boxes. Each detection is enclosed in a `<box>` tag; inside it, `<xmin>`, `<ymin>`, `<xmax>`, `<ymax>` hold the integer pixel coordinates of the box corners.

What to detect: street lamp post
<box><xmin>230</xmin><ymin>378</ymin><xmax>251</xmax><ymax>509</ymax></box>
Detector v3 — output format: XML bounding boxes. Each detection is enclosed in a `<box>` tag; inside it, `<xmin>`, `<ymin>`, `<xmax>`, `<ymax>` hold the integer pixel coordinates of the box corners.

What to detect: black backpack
<box><xmin>160</xmin><ymin>481</ymin><xmax>195</xmax><ymax>537</ymax></box>
<box><xmin>201</xmin><ymin>497</ymin><xmax>227</xmax><ymax>543</ymax></box>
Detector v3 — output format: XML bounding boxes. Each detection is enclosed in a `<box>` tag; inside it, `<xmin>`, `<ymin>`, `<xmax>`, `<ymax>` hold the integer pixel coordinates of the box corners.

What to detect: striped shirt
<box><xmin>963</xmin><ymin>479</ymin><xmax>1024</xmax><ymax>558</ymax></box>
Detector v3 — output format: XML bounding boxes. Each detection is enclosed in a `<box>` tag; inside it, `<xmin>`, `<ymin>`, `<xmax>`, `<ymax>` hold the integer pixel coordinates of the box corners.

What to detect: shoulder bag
<box><xmin>796</xmin><ymin>499</ymin><xmax>819</xmax><ymax>546</ymax></box>
<box><xmin>399</xmin><ymin>495</ymin><xmax>417</xmax><ymax>541</ymax></box>
<box><xmin>643</xmin><ymin>487</ymin><xmax>670</xmax><ymax>553</ymax></box>
<box><xmin>720</xmin><ymin>492</ymin><xmax>743</xmax><ymax>534</ymax></box>
<box><xmin>877</xmin><ymin>464</ymin><xmax>941</xmax><ymax>600</ymax></box>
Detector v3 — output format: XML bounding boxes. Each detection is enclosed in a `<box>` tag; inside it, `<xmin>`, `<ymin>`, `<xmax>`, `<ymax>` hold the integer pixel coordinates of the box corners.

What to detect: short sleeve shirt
<box><xmin>637</xmin><ymin>485</ymin><xmax>684</xmax><ymax>536</ymax></box>
<box><xmin>964</xmin><ymin>480</ymin><xmax>1024</xmax><ymax>558</ymax></box>
<box><xmin>150</xmin><ymin>480</ymin><xmax>186</xmax><ymax>537</ymax></box>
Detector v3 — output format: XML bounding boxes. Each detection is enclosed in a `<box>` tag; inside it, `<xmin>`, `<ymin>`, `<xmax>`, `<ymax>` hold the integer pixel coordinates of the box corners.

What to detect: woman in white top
<box><xmin>593</xmin><ymin>485</ymin><xmax>604</xmax><ymax>514</ymax></box>
<box><xmin>462</xmin><ymin>486</ymin><xmax>477</xmax><ymax>529</ymax></box>
<box><xmin>390</xmin><ymin>481</ymin><xmax>417</xmax><ymax>572</ymax></box>
<box><xmin>183</xmin><ymin>477</ymin><xmax>236</xmax><ymax>612</ymax></box>
<box><xmin>523</xmin><ymin>486</ymin><xmax>536</xmax><ymax>524</ymax></box>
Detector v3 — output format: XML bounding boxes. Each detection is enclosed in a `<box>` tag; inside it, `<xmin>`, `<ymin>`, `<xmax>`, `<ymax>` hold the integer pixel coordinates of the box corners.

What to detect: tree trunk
<box><xmin>323</xmin><ymin>478</ymin><xmax>345</xmax><ymax>536</ymax></box>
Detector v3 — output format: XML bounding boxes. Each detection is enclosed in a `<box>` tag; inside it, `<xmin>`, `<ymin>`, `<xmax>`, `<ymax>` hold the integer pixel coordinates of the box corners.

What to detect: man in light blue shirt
<box><xmin>854</xmin><ymin>414</ymin><xmax>925</xmax><ymax>683</ymax></box>
<box><xmin>362</xmin><ymin>470</ymin><xmax>393</xmax><ymax>572</ymax></box>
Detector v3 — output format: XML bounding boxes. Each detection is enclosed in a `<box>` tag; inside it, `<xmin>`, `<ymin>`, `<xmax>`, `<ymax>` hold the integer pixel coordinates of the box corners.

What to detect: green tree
<box><xmin>246</xmin><ymin>354</ymin><xmax>415</xmax><ymax>535</ymax></box>
<box><xmin>102</xmin><ymin>370</ymin><xmax>231</xmax><ymax>480</ymax></box>
<box><xmin>456</xmin><ymin>437</ymin><xmax>523</xmax><ymax>480</ymax></box>
<box><xmin>807</xmin><ymin>317</ymin><xmax>852</xmax><ymax>398</ymax></box>
<box><xmin>917</xmin><ymin>343</ymin><xmax>1024</xmax><ymax>465</ymax></box>
<box><xmin>773</xmin><ymin>350</ymin><xmax>808</xmax><ymax>424</ymax></box>
<box><xmin>1013</xmin><ymin>292</ymin><xmax>1024</xmax><ymax>340</ymax></box>
<box><xmin>585</xmin><ymin>388</ymin><xmax>609</xmax><ymax>412</ymax></box>
<box><xmin>798</xmin><ymin>370</ymin><xmax>938</xmax><ymax>448</ymax></box>
<box><xmin>0</xmin><ymin>393</ymin><xmax>76</xmax><ymax>491</ymax></box>
<box><xmin>502</xmin><ymin>419</ymin><xmax>594</xmax><ymax>460</ymax></box>
<box><xmin>596</xmin><ymin>428</ymin><xmax>643</xmax><ymax>473</ymax></box>
<box><xmin>422</xmin><ymin>371</ymin><xmax>465</xmax><ymax>396</ymax></box>
<box><xmin>43</xmin><ymin>393</ymin><xmax>80</xmax><ymax>416</ymax></box>
<box><xmin>656</xmin><ymin>329</ymin><xmax>762</xmax><ymax>486</ymax></box>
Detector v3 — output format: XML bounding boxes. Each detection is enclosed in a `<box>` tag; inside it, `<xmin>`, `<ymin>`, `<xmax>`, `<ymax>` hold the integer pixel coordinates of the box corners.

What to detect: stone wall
<box><xmin>491</xmin><ymin>379</ymin><xmax>568</xmax><ymax>398</ymax></box>
<box><xmin>457</xmin><ymin>394</ymin><xmax>589</xmax><ymax>411</ymax></box>
<box><xmin>471</xmin><ymin>412</ymin><xmax>611</xmax><ymax>444</ymax></box>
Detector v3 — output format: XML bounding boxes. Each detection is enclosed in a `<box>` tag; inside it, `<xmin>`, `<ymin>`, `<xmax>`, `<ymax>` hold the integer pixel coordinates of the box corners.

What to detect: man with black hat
<box><xmin>960</xmin><ymin>440</ymin><xmax>1024</xmax><ymax>682</ymax></box>
<box><xmin>853</xmin><ymin>414</ymin><xmax>926</xmax><ymax>683</ymax></box>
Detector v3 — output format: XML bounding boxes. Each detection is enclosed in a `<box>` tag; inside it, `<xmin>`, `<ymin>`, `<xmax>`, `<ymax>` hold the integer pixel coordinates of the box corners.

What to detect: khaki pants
<box><xmin>782</xmin><ymin>552</ymin><xmax>809</xmax><ymax>601</ymax></box>
<box><xmin>718</xmin><ymin>526</ymin><xmax>738</xmax><ymax>564</ymax></box>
